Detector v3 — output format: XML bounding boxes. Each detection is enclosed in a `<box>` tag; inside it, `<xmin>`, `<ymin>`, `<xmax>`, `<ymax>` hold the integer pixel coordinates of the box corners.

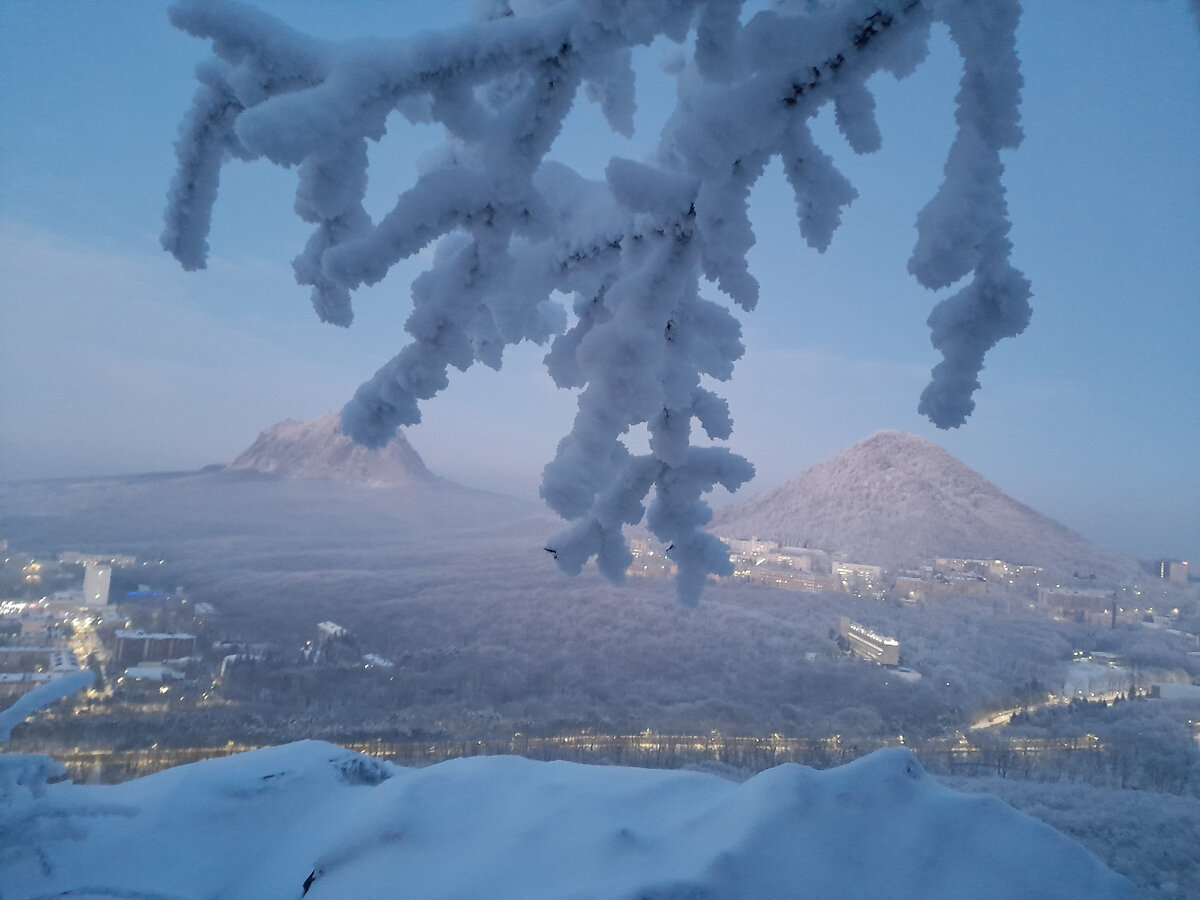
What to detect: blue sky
<box><xmin>1</xmin><ymin>1</ymin><xmax>1197</xmax><ymax>565</ymax></box>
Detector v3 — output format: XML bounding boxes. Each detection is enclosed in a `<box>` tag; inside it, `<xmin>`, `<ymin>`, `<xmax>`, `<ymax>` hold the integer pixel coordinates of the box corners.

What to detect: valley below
<box><xmin>3</xmin><ymin>428</ymin><xmax>1199</xmax><ymax>896</ymax></box>
<box><xmin>3</xmin><ymin>461</ymin><xmax>1196</xmax><ymax>785</ymax></box>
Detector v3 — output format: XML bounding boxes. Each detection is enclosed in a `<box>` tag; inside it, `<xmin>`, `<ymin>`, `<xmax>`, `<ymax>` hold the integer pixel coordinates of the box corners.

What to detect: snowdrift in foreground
<box><xmin>1</xmin><ymin>742</ymin><xmax>1130</xmax><ymax>900</ymax></box>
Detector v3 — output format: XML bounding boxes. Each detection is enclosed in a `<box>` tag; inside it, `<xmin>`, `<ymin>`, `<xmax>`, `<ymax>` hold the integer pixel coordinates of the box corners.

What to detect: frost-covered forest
<box><xmin>165</xmin><ymin>0</ymin><xmax>1034</xmax><ymax>602</ymax></box>
<box><xmin>4</xmin><ymin>468</ymin><xmax>1199</xmax><ymax>896</ymax></box>
<box><xmin>5</xmin><ymin>471</ymin><xmax>1197</xmax><ymax>792</ymax></box>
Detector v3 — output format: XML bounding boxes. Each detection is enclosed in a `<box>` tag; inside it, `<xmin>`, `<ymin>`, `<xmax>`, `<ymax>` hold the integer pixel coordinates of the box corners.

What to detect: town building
<box><xmin>59</xmin><ymin>551</ymin><xmax>137</xmax><ymax>567</ymax></box>
<box><xmin>895</xmin><ymin>573</ymin><xmax>987</xmax><ymax>602</ymax></box>
<box><xmin>767</xmin><ymin>549</ymin><xmax>814</xmax><ymax>573</ymax></box>
<box><xmin>21</xmin><ymin>560</ymin><xmax>48</xmax><ymax>585</ymax></box>
<box><xmin>779</xmin><ymin>547</ymin><xmax>830</xmax><ymax>572</ymax></box>
<box><xmin>733</xmin><ymin>563</ymin><xmax>839</xmax><ymax>593</ymax></box>
<box><xmin>838</xmin><ymin>617</ymin><xmax>900</xmax><ymax>666</ymax></box>
<box><xmin>0</xmin><ymin>602</ymin><xmax>70</xmax><ymax>641</ymax></box>
<box><xmin>833</xmin><ymin>561</ymin><xmax>884</xmax><ymax>595</ymax></box>
<box><xmin>718</xmin><ymin>537</ymin><xmax>861</xmax><ymax>594</ymax></box>
<box><xmin>0</xmin><ymin>671</ymin><xmax>60</xmax><ymax>700</ymax></box>
<box><xmin>113</xmin><ymin>630</ymin><xmax>197</xmax><ymax>665</ymax></box>
<box><xmin>935</xmin><ymin>557</ymin><xmax>992</xmax><ymax>577</ymax></box>
<box><xmin>723</xmin><ymin>538</ymin><xmax>837</xmax><ymax>592</ymax></box>
<box><xmin>725</xmin><ymin>537</ymin><xmax>779</xmax><ymax>558</ymax></box>
<box><xmin>629</xmin><ymin>540</ymin><xmax>677</xmax><ymax>577</ymax></box>
<box><xmin>1152</xmin><ymin>559</ymin><xmax>1191</xmax><ymax>584</ymax></box>
<box><xmin>1038</xmin><ymin>587</ymin><xmax>1114</xmax><ymax>623</ymax></box>
<box><xmin>317</xmin><ymin>621</ymin><xmax>348</xmax><ymax>645</ymax></box>
<box><xmin>933</xmin><ymin>557</ymin><xmax>1042</xmax><ymax>582</ymax></box>
<box><xmin>82</xmin><ymin>563</ymin><xmax>112</xmax><ymax>607</ymax></box>
<box><xmin>220</xmin><ymin>653</ymin><xmax>266</xmax><ymax>678</ymax></box>
<box><xmin>0</xmin><ymin>646</ymin><xmax>81</xmax><ymax>700</ymax></box>
<box><xmin>123</xmin><ymin>663</ymin><xmax>184</xmax><ymax>682</ymax></box>
<box><xmin>303</xmin><ymin>621</ymin><xmax>360</xmax><ymax>665</ymax></box>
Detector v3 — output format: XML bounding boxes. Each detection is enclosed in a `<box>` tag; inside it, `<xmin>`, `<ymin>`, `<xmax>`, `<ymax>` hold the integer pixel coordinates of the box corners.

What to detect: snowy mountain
<box><xmin>712</xmin><ymin>431</ymin><xmax>1138</xmax><ymax>579</ymax></box>
<box><xmin>1</xmin><ymin>742</ymin><xmax>1132</xmax><ymax>899</ymax></box>
<box><xmin>228</xmin><ymin>412</ymin><xmax>433</xmax><ymax>487</ymax></box>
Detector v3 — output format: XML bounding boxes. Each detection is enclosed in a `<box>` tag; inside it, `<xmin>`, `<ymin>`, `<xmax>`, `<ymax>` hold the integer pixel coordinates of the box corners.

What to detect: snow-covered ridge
<box><xmin>228</xmin><ymin>412</ymin><xmax>433</xmax><ymax>487</ymax></box>
<box><xmin>713</xmin><ymin>431</ymin><xmax>1139</xmax><ymax>580</ymax></box>
<box><xmin>1</xmin><ymin>740</ymin><xmax>1131</xmax><ymax>899</ymax></box>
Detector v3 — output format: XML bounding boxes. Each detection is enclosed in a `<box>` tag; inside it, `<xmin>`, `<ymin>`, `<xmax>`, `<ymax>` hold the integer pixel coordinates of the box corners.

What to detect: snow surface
<box><xmin>939</xmin><ymin>775</ymin><xmax>1200</xmax><ymax>900</ymax></box>
<box><xmin>1</xmin><ymin>740</ymin><xmax>1132</xmax><ymax>899</ymax></box>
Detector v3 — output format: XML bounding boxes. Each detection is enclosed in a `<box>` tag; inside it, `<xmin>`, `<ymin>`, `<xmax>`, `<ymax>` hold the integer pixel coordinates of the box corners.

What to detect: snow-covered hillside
<box><xmin>229</xmin><ymin>412</ymin><xmax>433</xmax><ymax>487</ymax></box>
<box><xmin>712</xmin><ymin>431</ymin><xmax>1139</xmax><ymax>580</ymax></box>
<box><xmin>1</xmin><ymin>741</ymin><xmax>1132</xmax><ymax>899</ymax></box>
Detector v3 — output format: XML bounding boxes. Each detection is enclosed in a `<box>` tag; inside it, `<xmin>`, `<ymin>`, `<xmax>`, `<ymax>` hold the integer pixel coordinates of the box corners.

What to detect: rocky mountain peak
<box><xmin>712</xmin><ymin>431</ymin><xmax>1137</xmax><ymax>580</ymax></box>
<box><xmin>228</xmin><ymin>412</ymin><xmax>432</xmax><ymax>487</ymax></box>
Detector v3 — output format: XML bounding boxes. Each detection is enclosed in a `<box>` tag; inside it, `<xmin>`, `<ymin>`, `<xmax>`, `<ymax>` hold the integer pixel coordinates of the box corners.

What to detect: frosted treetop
<box><xmin>164</xmin><ymin>0</ymin><xmax>1030</xmax><ymax>604</ymax></box>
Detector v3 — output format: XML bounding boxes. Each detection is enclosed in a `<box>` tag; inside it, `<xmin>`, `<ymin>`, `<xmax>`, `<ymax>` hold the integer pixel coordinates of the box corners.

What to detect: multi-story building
<box><xmin>735</xmin><ymin>564</ymin><xmax>839</xmax><ymax>593</ymax></box>
<box><xmin>779</xmin><ymin>547</ymin><xmax>829</xmax><ymax>572</ymax></box>
<box><xmin>935</xmin><ymin>558</ymin><xmax>991</xmax><ymax>578</ymax></box>
<box><xmin>833</xmin><ymin>561</ymin><xmax>884</xmax><ymax>595</ymax></box>
<box><xmin>60</xmin><ymin>551</ymin><xmax>137</xmax><ymax>567</ymax></box>
<box><xmin>1038</xmin><ymin>587</ymin><xmax>1113</xmax><ymax>623</ymax></box>
<box><xmin>894</xmin><ymin>573</ymin><xmax>987</xmax><ymax>602</ymax></box>
<box><xmin>82</xmin><ymin>563</ymin><xmax>112</xmax><ymax>607</ymax></box>
<box><xmin>933</xmin><ymin>557</ymin><xmax>1043</xmax><ymax>580</ymax></box>
<box><xmin>113</xmin><ymin>630</ymin><xmax>196</xmax><ymax>665</ymax></box>
<box><xmin>725</xmin><ymin>537</ymin><xmax>779</xmax><ymax>558</ymax></box>
<box><xmin>838</xmin><ymin>617</ymin><xmax>900</xmax><ymax>666</ymax></box>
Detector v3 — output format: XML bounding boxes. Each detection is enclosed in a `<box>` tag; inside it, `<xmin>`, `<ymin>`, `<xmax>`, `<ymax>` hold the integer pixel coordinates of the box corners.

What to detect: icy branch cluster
<box><xmin>164</xmin><ymin>0</ymin><xmax>1028</xmax><ymax>604</ymax></box>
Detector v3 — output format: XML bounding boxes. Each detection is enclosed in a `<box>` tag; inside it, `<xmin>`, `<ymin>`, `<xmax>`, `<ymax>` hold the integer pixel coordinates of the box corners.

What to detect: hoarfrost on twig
<box><xmin>164</xmin><ymin>0</ymin><xmax>1028</xmax><ymax>603</ymax></box>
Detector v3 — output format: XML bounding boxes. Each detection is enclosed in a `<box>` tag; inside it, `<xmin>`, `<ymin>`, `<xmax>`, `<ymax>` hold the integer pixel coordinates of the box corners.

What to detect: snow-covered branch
<box><xmin>164</xmin><ymin>0</ymin><xmax>1028</xmax><ymax>604</ymax></box>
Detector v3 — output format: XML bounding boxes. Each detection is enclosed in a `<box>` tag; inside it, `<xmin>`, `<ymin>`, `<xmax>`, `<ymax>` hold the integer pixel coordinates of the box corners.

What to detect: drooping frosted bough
<box><xmin>164</xmin><ymin>0</ymin><xmax>1030</xmax><ymax>604</ymax></box>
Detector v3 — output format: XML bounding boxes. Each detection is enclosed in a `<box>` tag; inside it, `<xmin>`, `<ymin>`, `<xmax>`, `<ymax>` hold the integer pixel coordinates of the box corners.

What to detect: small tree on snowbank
<box><xmin>164</xmin><ymin>0</ymin><xmax>1029</xmax><ymax>604</ymax></box>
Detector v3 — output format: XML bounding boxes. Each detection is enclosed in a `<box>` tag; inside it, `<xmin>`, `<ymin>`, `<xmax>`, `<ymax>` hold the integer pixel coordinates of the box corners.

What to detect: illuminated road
<box><xmin>970</xmin><ymin>690</ymin><xmax>1130</xmax><ymax>731</ymax></box>
<box><xmin>16</xmin><ymin>730</ymin><xmax>1113</xmax><ymax>785</ymax></box>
